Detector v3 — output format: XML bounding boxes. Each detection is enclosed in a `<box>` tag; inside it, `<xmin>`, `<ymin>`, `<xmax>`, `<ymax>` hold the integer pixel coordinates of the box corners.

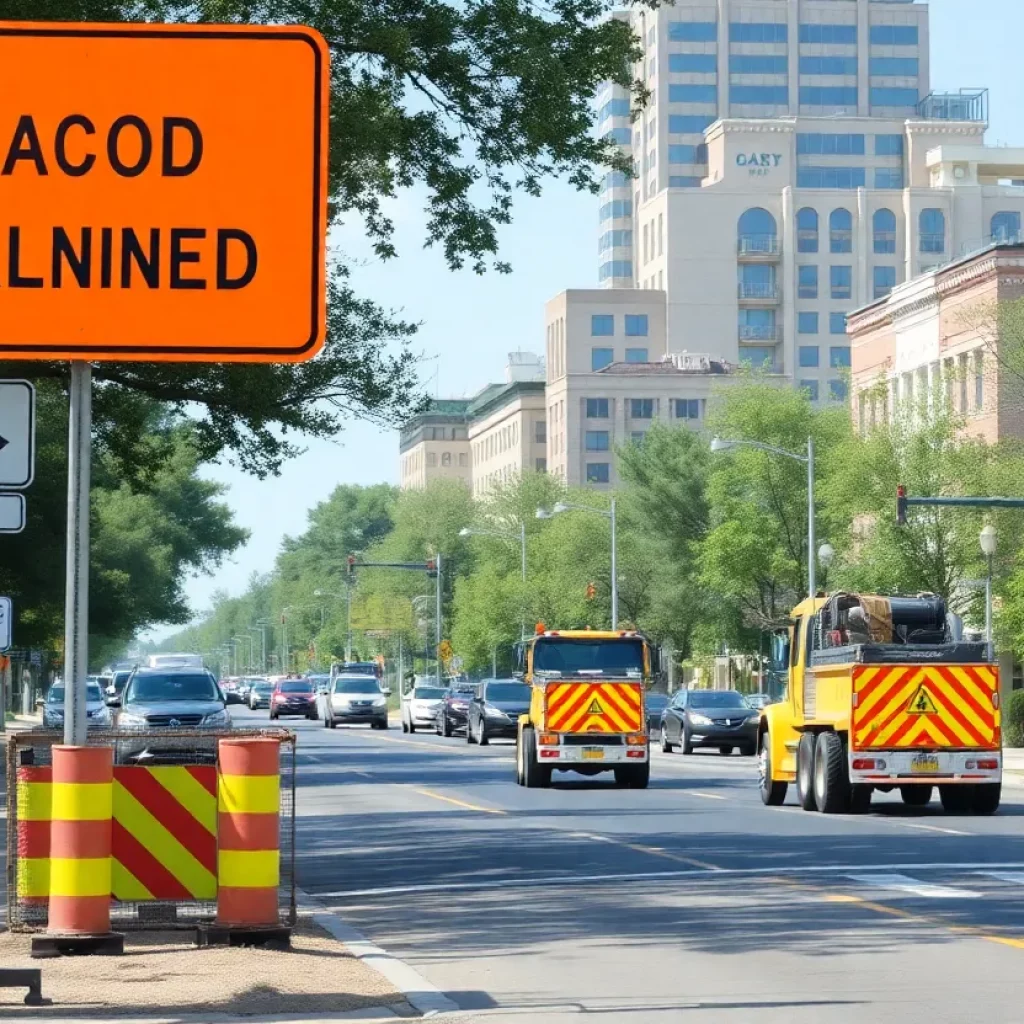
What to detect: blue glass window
<box><xmin>630</xmin><ymin>431</ymin><xmax>646</xmax><ymax>446</ymax></box>
<box><xmin>991</xmin><ymin>212</ymin><xmax>1022</xmax><ymax>243</ymax></box>
<box><xmin>586</xmin><ymin>398</ymin><xmax>609</xmax><ymax>418</ymax></box>
<box><xmin>673</xmin><ymin>399</ymin><xmax>701</xmax><ymax>420</ymax></box>
<box><xmin>591</xmin><ymin>347</ymin><xmax>614</xmax><ymax>370</ymax></box>
<box><xmin>800</xmin><ymin>380</ymin><xmax>821</xmax><ymax>401</ymax></box>
<box><xmin>870</xmin><ymin>57</ymin><xmax>919</xmax><ymax>77</ymax></box>
<box><xmin>668</xmin><ymin>144</ymin><xmax>708</xmax><ymax>164</ymax></box>
<box><xmin>798</xmin><ymin>265</ymin><xmax>818</xmax><ymax>299</ymax></box>
<box><xmin>731</xmin><ymin>86</ymin><xmax>789</xmax><ymax>105</ymax></box>
<box><xmin>601</xmin><ymin>171</ymin><xmax>630</xmax><ymax>190</ymax></box>
<box><xmin>606</xmin><ymin>127</ymin><xmax>631</xmax><ymax>145</ymax></box>
<box><xmin>738</xmin><ymin>308</ymin><xmax>776</xmax><ymax>340</ymax></box>
<box><xmin>873</xmin><ymin>265</ymin><xmax>896</xmax><ymax>299</ymax></box>
<box><xmin>830</xmin><ymin>312</ymin><xmax>847</xmax><ymax>335</ymax></box>
<box><xmin>797</xmin><ymin>133</ymin><xmax>865</xmax><ymax>156</ymax></box>
<box><xmin>799</xmin><ymin>344</ymin><xmax>820</xmax><ymax>367</ymax></box>
<box><xmin>629</xmin><ymin>399</ymin><xmax>654</xmax><ymax>419</ymax></box>
<box><xmin>797</xmin><ymin>208</ymin><xmax>819</xmax><ymax>252</ymax></box>
<box><xmin>798</xmin><ymin>313</ymin><xmax>819</xmax><ymax>336</ymax></box>
<box><xmin>625</xmin><ymin>314</ymin><xmax>649</xmax><ymax>337</ymax></box>
<box><xmin>799</xmin><ymin>24</ymin><xmax>856</xmax><ymax>44</ymax></box>
<box><xmin>869</xmin><ymin>25</ymin><xmax>919</xmax><ymax>45</ymax></box>
<box><xmin>670</xmin><ymin>53</ymin><xmax>717</xmax><ymax>73</ymax></box>
<box><xmin>599</xmin><ymin>200</ymin><xmax>632</xmax><ymax>222</ymax></box>
<box><xmin>870</xmin><ymin>88</ymin><xmax>919</xmax><ymax>108</ymax></box>
<box><xmin>830</xmin><ymin>346</ymin><xmax>851</xmax><ymax>368</ymax></box>
<box><xmin>799</xmin><ymin>86</ymin><xmax>858</xmax><ymax>107</ymax></box>
<box><xmin>669</xmin><ymin>176</ymin><xmax>703</xmax><ymax>188</ymax></box>
<box><xmin>668</xmin><ymin>21</ymin><xmax>717</xmax><ymax>42</ymax></box>
<box><xmin>597</xmin><ymin>98</ymin><xmax>631</xmax><ymax>123</ymax></box>
<box><xmin>920</xmin><ymin>208</ymin><xmax>946</xmax><ymax>253</ymax></box>
<box><xmin>829</xmin><ymin>379</ymin><xmax>849</xmax><ymax>401</ymax></box>
<box><xmin>730</xmin><ymin>55</ymin><xmax>787</xmax><ymax>74</ymax></box>
<box><xmin>798</xmin><ymin>167</ymin><xmax>866</xmax><ymax>190</ymax></box>
<box><xmin>587</xmin><ymin>463</ymin><xmax>611</xmax><ymax>484</ymax></box>
<box><xmin>598</xmin><ymin>260</ymin><xmax>632</xmax><ymax>281</ymax></box>
<box><xmin>669</xmin><ymin>85</ymin><xmax>718</xmax><ymax>104</ymax></box>
<box><xmin>729</xmin><ymin>22</ymin><xmax>787</xmax><ymax>43</ymax></box>
<box><xmin>591</xmin><ymin>315</ymin><xmax>614</xmax><ymax>336</ymax></box>
<box><xmin>598</xmin><ymin>230</ymin><xmax>632</xmax><ymax>252</ymax></box>
<box><xmin>874</xmin><ymin>209</ymin><xmax>897</xmax><ymax>254</ymax></box>
<box><xmin>739</xmin><ymin>346</ymin><xmax>777</xmax><ymax>368</ymax></box>
<box><xmin>738</xmin><ymin>207</ymin><xmax>777</xmax><ymax>239</ymax></box>
<box><xmin>668</xmin><ymin>115</ymin><xmax>715</xmax><ymax>134</ymax></box>
<box><xmin>625</xmin><ymin>347</ymin><xmax>648</xmax><ymax>363</ymax></box>
<box><xmin>799</xmin><ymin>56</ymin><xmax>858</xmax><ymax>76</ymax></box>
<box><xmin>875</xmin><ymin>135</ymin><xmax>904</xmax><ymax>157</ymax></box>
<box><xmin>831</xmin><ymin>266</ymin><xmax>852</xmax><ymax>299</ymax></box>
<box><xmin>585</xmin><ymin>430</ymin><xmax>610</xmax><ymax>451</ymax></box>
<box><xmin>874</xmin><ymin>168</ymin><xmax>903</xmax><ymax>189</ymax></box>
<box><xmin>830</xmin><ymin>209</ymin><xmax>853</xmax><ymax>253</ymax></box>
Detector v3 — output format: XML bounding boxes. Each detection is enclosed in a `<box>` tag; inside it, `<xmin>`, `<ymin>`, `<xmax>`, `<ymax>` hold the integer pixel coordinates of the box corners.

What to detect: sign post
<box><xmin>0</xmin><ymin>23</ymin><xmax>329</xmax><ymax>743</ymax></box>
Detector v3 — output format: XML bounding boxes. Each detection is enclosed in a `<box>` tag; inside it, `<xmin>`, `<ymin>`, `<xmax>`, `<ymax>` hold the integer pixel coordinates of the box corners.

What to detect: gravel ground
<box><xmin>0</xmin><ymin>918</ymin><xmax>413</xmax><ymax>1019</ymax></box>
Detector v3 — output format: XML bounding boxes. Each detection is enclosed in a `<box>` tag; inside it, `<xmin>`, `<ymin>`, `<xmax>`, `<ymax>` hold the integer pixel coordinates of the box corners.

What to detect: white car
<box><xmin>320</xmin><ymin>674</ymin><xmax>389</xmax><ymax>730</ymax></box>
<box><xmin>401</xmin><ymin>683</ymin><xmax>447</xmax><ymax>734</ymax></box>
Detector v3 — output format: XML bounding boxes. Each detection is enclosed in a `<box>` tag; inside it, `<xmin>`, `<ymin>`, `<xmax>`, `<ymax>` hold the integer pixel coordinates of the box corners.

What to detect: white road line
<box><xmin>313</xmin><ymin>861</ymin><xmax>1024</xmax><ymax>901</ymax></box>
<box><xmin>898</xmin><ymin>821</ymin><xmax>972</xmax><ymax>836</ymax></box>
<box><xmin>977</xmin><ymin>871</ymin><xmax>1024</xmax><ymax>885</ymax></box>
<box><xmin>846</xmin><ymin>873</ymin><xmax>981</xmax><ymax>899</ymax></box>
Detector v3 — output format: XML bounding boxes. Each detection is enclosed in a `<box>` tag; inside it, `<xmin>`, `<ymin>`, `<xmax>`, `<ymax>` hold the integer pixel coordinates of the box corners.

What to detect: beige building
<box><xmin>848</xmin><ymin>241</ymin><xmax>1024</xmax><ymax>442</ymax></box>
<box><xmin>399</xmin><ymin>400</ymin><xmax>472</xmax><ymax>490</ymax></box>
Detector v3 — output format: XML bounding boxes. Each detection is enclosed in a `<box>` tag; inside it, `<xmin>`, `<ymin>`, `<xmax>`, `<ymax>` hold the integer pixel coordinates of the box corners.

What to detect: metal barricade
<box><xmin>4</xmin><ymin>728</ymin><xmax>296</xmax><ymax>932</ymax></box>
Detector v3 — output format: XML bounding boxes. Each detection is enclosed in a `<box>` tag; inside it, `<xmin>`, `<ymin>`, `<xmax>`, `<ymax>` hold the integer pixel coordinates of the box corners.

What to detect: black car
<box><xmin>660</xmin><ymin>689</ymin><xmax>759</xmax><ymax>756</ymax></box>
<box><xmin>466</xmin><ymin>680</ymin><xmax>531</xmax><ymax>745</ymax></box>
<box><xmin>644</xmin><ymin>692</ymin><xmax>670</xmax><ymax>733</ymax></box>
<box><xmin>436</xmin><ymin>686</ymin><xmax>475</xmax><ymax>737</ymax></box>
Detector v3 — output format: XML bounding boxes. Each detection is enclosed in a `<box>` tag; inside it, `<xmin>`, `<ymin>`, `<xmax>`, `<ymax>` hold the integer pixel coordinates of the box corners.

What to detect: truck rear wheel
<box><xmin>813</xmin><ymin>731</ymin><xmax>848</xmax><ymax>814</ymax></box>
<box><xmin>971</xmin><ymin>783</ymin><xmax>1001</xmax><ymax>815</ymax></box>
<box><xmin>939</xmin><ymin>785</ymin><xmax>973</xmax><ymax>814</ymax></box>
<box><xmin>615</xmin><ymin>761</ymin><xmax>650</xmax><ymax>789</ymax></box>
<box><xmin>796</xmin><ymin>732</ymin><xmax>818</xmax><ymax>811</ymax></box>
<box><xmin>759</xmin><ymin>729</ymin><xmax>788</xmax><ymax>806</ymax></box>
<box><xmin>521</xmin><ymin>727</ymin><xmax>551</xmax><ymax>789</ymax></box>
<box><xmin>900</xmin><ymin>785</ymin><xmax>932</xmax><ymax>807</ymax></box>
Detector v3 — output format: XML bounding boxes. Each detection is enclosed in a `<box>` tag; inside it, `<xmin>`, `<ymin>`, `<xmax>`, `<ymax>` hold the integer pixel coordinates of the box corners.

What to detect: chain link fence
<box><xmin>5</xmin><ymin>728</ymin><xmax>296</xmax><ymax>932</ymax></box>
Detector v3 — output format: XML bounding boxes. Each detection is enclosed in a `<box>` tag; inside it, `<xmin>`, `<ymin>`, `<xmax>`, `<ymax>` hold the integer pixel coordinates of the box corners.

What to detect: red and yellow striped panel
<box><xmin>851</xmin><ymin>664</ymin><xmax>1000</xmax><ymax>751</ymax></box>
<box><xmin>544</xmin><ymin>682</ymin><xmax>643</xmax><ymax>734</ymax></box>
<box><xmin>16</xmin><ymin>765</ymin><xmax>52</xmax><ymax>905</ymax></box>
<box><xmin>112</xmin><ymin>766</ymin><xmax>218</xmax><ymax>901</ymax></box>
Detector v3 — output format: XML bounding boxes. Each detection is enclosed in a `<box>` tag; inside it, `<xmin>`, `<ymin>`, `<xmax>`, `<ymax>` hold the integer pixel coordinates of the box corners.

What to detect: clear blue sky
<box><xmin>150</xmin><ymin>0</ymin><xmax>1024</xmax><ymax>636</ymax></box>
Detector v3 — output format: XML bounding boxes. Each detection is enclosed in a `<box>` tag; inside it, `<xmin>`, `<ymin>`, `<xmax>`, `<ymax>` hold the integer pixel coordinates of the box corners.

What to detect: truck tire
<box><xmin>515</xmin><ymin>730</ymin><xmax>525</xmax><ymax>786</ymax></box>
<box><xmin>521</xmin><ymin>727</ymin><xmax>551</xmax><ymax>788</ymax></box>
<box><xmin>796</xmin><ymin>732</ymin><xmax>818</xmax><ymax>811</ymax></box>
<box><xmin>813</xmin><ymin>731</ymin><xmax>848</xmax><ymax>814</ymax></box>
<box><xmin>759</xmin><ymin>729</ymin><xmax>788</xmax><ymax>806</ymax></box>
<box><xmin>848</xmin><ymin>785</ymin><xmax>872</xmax><ymax>814</ymax></box>
<box><xmin>900</xmin><ymin>785</ymin><xmax>932</xmax><ymax>807</ymax></box>
<box><xmin>939</xmin><ymin>784</ymin><xmax>973</xmax><ymax>814</ymax></box>
<box><xmin>615</xmin><ymin>762</ymin><xmax>650</xmax><ymax>789</ymax></box>
<box><xmin>971</xmin><ymin>783</ymin><xmax>1001</xmax><ymax>815</ymax></box>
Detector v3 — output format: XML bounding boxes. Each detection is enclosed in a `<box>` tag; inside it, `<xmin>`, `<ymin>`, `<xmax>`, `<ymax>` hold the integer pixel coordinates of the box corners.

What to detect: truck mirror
<box><xmin>512</xmin><ymin>642</ymin><xmax>525</xmax><ymax>679</ymax></box>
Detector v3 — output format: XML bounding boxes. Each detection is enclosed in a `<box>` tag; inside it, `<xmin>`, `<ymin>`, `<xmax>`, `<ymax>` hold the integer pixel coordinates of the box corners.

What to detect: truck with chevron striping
<box><xmin>512</xmin><ymin>627</ymin><xmax>657</xmax><ymax>789</ymax></box>
<box><xmin>758</xmin><ymin>591</ymin><xmax>1002</xmax><ymax>815</ymax></box>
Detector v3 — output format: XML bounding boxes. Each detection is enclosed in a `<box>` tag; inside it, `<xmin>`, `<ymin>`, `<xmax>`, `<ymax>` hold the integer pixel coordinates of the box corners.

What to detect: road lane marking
<box><xmin>845</xmin><ymin>873</ymin><xmax>981</xmax><ymax>899</ymax></box>
<box><xmin>570</xmin><ymin>831</ymin><xmax>723</xmax><ymax>871</ymax></box>
<box><xmin>978</xmin><ymin>871</ymin><xmax>1024</xmax><ymax>885</ymax></box>
<box><xmin>687</xmin><ymin>791</ymin><xmax>727</xmax><ymax>801</ymax></box>
<box><xmin>406</xmin><ymin>786</ymin><xmax>507</xmax><ymax>815</ymax></box>
<box><xmin>897</xmin><ymin>821</ymin><xmax>972</xmax><ymax>836</ymax></box>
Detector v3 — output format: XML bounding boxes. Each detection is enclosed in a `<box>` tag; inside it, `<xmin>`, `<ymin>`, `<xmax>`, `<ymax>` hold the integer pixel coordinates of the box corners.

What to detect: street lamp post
<box><xmin>536</xmin><ymin>500</ymin><xmax>618</xmax><ymax>628</ymax></box>
<box><xmin>711</xmin><ymin>435</ymin><xmax>817</xmax><ymax>600</ymax></box>
<box><xmin>980</xmin><ymin>524</ymin><xmax>997</xmax><ymax>662</ymax></box>
<box><xmin>459</xmin><ymin>522</ymin><xmax>528</xmax><ymax>637</ymax></box>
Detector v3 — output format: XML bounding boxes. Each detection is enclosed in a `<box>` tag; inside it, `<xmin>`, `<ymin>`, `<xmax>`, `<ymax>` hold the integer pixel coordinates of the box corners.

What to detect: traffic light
<box><xmin>586</xmin><ymin>582</ymin><xmax>596</xmax><ymax>601</ymax></box>
<box><xmin>897</xmin><ymin>485</ymin><xmax>908</xmax><ymax>526</ymax></box>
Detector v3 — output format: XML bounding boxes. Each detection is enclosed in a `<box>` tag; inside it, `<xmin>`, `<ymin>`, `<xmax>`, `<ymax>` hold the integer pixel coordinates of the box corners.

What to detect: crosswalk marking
<box><xmin>976</xmin><ymin>871</ymin><xmax>1024</xmax><ymax>886</ymax></box>
<box><xmin>845</xmin><ymin>873</ymin><xmax>981</xmax><ymax>899</ymax></box>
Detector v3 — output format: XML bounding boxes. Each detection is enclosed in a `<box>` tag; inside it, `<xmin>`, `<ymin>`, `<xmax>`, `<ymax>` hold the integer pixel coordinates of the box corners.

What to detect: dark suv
<box><xmin>271</xmin><ymin>678</ymin><xmax>317</xmax><ymax>720</ymax></box>
<box><xmin>466</xmin><ymin>680</ymin><xmax>531</xmax><ymax>745</ymax></box>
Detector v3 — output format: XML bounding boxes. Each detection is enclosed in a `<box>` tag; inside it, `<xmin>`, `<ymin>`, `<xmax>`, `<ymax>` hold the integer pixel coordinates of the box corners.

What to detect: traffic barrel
<box><xmin>47</xmin><ymin>746</ymin><xmax>114</xmax><ymax>935</ymax></box>
<box><xmin>16</xmin><ymin>764</ymin><xmax>52</xmax><ymax>915</ymax></box>
<box><xmin>216</xmin><ymin>738</ymin><xmax>281</xmax><ymax>928</ymax></box>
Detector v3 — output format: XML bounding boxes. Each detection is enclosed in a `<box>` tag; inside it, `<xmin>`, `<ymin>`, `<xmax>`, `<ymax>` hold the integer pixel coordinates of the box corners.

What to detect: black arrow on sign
<box><xmin>0</xmin><ymin>435</ymin><xmax>7</xmax><ymax>453</ymax></box>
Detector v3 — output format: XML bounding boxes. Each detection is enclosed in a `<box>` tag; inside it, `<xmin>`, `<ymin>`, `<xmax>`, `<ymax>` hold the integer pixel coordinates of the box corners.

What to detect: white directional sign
<box><xmin>0</xmin><ymin>597</ymin><xmax>11</xmax><ymax>652</ymax></box>
<box><xmin>0</xmin><ymin>380</ymin><xmax>35</xmax><ymax>488</ymax></box>
<box><xmin>0</xmin><ymin>494</ymin><xmax>26</xmax><ymax>534</ymax></box>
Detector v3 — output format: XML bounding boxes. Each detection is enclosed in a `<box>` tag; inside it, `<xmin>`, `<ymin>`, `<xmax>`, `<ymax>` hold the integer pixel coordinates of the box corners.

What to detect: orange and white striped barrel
<box><xmin>16</xmin><ymin>764</ymin><xmax>52</xmax><ymax>913</ymax></box>
<box><xmin>48</xmin><ymin>746</ymin><xmax>114</xmax><ymax>935</ymax></box>
<box><xmin>216</xmin><ymin>738</ymin><xmax>281</xmax><ymax>928</ymax></box>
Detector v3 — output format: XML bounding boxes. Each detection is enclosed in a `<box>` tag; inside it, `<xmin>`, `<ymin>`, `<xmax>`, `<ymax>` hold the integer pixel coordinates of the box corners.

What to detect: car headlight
<box><xmin>371</xmin><ymin>697</ymin><xmax>386</xmax><ymax>707</ymax></box>
<box><xmin>203</xmin><ymin>709</ymin><xmax>230</xmax><ymax>727</ymax></box>
<box><xmin>689</xmin><ymin>713</ymin><xmax>713</xmax><ymax>726</ymax></box>
<box><xmin>118</xmin><ymin>711</ymin><xmax>148</xmax><ymax>728</ymax></box>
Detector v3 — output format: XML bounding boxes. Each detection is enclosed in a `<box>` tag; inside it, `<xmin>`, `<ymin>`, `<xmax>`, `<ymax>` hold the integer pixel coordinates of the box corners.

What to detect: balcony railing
<box><xmin>737</xmin><ymin>234</ymin><xmax>781</xmax><ymax>257</ymax></box>
<box><xmin>738</xmin><ymin>283</ymin><xmax>780</xmax><ymax>301</ymax></box>
<box><xmin>917</xmin><ymin>89</ymin><xmax>988</xmax><ymax>124</ymax></box>
<box><xmin>920</xmin><ymin>234</ymin><xmax>946</xmax><ymax>254</ymax></box>
<box><xmin>738</xmin><ymin>325</ymin><xmax>782</xmax><ymax>342</ymax></box>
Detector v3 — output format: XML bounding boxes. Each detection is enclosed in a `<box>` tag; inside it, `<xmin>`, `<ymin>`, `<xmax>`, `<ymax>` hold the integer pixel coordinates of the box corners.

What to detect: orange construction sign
<box><xmin>851</xmin><ymin>664</ymin><xmax>1000</xmax><ymax>751</ymax></box>
<box><xmin>0</xmin><ymin>22</ymin><xmax>328</xmax><ymax>363</ymax></box>
<box><xmin>544</xmin><ymin>682</ymin><xmax>643</xmax><ymax>734</ymax></box>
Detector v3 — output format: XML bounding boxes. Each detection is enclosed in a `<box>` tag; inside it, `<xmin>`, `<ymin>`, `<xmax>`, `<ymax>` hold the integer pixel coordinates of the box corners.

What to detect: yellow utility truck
<box><xmin>759</xmin><ymin>591</ymin><xmax>1001</xmax><ymax>815</ymax></box>
<box><xmin>514</xmin><ymin>627</ymin><xmax>656</xmax><ymax>789</ymax></box>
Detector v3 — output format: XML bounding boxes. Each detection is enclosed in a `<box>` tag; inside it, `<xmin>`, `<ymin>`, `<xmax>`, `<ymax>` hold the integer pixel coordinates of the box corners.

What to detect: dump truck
<box><xmin>513</xmin><ymin>627</ymin><xmax>656</xmax><ymax>789</ymax></box>
<box><xmin>758</xmin><ymin>591</ymin><xmax>1001</xmax><ymax>815</ymax></box>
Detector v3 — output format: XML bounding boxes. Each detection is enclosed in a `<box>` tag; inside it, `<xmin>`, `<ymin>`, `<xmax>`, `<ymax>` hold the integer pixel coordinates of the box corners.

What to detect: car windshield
<box><xmin>49</xmin><ymin>685</ymin><xmax>103</xmax><ymax>703</ymax></box>
<box><xmin>127</xmin><ymin>674</ymin><xmax>220</xmax><ymax>702</ymax></box>
<box><xmin>688</xmin><ymin>691</ymin><xmax>750</xmax><ymax>709</ymax></box>
<box><xmin>645</xmin><ymin>693</ymin><xmax>670</xmax><ymax>708</ymax></box>
<box><xmin>253</xmin><ymin>683</ymin><xmax>273</xmax><ymax>693</ymax></box>
<box><xmin>279</xmin><ymin>682</ymin><xmax>313</xmax><ymax>693</ymax></box>
<box><xmin>414</xmin><ymin>687</ymin><xmax>446</xmax><ymax>699</ymax></box>
<box><xmin>533</xmin><ymin>638</ymin><xmax>644</xmax><ymax>678</ymax></box>
<box><xmin>485</xmin><ymin>683</ymin><xmax>531</xmax><ymax>702</ymax></box>
<box><xmin>335</xmin><ymin>678</ymin><xmax>381</xmax><ymax>694</ymax></box>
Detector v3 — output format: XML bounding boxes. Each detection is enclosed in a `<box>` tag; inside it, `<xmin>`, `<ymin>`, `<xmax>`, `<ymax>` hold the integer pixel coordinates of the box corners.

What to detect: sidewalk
<box><xmin>1003</xmin><ymin>746</ymin><xmax>1024</xmax><ymax>785</ymax></box>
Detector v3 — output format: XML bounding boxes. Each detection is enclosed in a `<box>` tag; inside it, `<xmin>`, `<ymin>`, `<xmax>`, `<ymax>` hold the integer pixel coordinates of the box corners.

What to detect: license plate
<box><xmin>581</xmin><ymin>747</ymin><xmax>604</xmax><ymax>760</ymax></box>
<box><xmin>911</xmin><ymin>754</ymin><xmax>940</xmax><ymax>774</ymax></box>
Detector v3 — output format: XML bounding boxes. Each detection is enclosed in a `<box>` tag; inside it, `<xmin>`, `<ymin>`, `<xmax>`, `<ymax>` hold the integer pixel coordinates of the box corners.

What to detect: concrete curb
<box><xmin>298</xmin><ymin>889</ymin><xmax>459</xmax><ymax>1017</ymax></box>
<box><xmin>0</xmin><ymin>1012</ymin><xmax>408</xmax><ymax>1023</ymax></box>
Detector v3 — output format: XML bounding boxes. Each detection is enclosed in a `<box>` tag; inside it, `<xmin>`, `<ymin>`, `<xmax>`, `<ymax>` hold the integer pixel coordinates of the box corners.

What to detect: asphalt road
<box><xmin>224</xmin><ymin>707</ymin><xmax>1024</xmax><ymax>1023</ymax></box>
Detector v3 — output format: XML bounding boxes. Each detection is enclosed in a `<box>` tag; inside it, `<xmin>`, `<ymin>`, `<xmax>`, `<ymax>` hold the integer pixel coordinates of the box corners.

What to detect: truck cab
<box><xmin>513</xmin><ymin>628</ymin><xmax>656</xmax><ymax>789</ymax></box>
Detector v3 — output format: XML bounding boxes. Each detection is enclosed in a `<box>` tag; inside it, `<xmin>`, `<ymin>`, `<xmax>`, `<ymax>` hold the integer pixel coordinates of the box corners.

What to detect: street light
<box><xmin>980</xmin><ymin>524</ymin><xmax>997</xmax><ymax>662</ymax></box>
<box><xmin>535</xmin><ymin>500</ymin><xmax>619</xmax><ymax>628</ymax></box>
<box><xmin>459</xmin><ymin>523</ymin><xmax>528</xmax><ymax>638</ymax></box>
<box><xmin>232</xmin><ymin>636</ymin><xmax>253</xmax><ymax>673</ymax></box>
<box><xmin>711</xmin><ymin>434</ymin><xmax>817</xmax><ymax>600</ymax></box>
